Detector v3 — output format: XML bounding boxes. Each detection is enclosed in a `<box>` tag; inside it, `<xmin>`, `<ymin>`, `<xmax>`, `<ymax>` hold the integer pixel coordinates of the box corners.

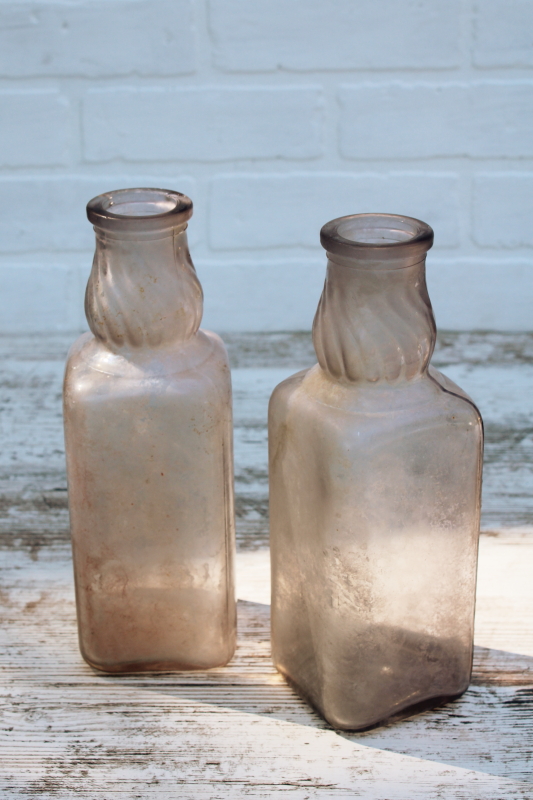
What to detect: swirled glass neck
<box><xmin>312</xmin><ymin>255</ymin><xmax>436</xmax><ymax>384</ymax></box>
<box><xmin>85</xmin><ymin>226</ymin><xmax>203</xmax><ymax>354</ymax></box>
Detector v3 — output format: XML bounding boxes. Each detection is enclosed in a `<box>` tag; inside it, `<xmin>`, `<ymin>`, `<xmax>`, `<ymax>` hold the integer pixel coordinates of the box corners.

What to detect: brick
<box><xmin>0</xmin><ymin>176</ymin><xmax>196</xmax><ymax>253</ymax></box>
<box><xmin>473</xmin><ymin>0</ymin><xmax>533</xmax><ymax>68</ymax></box>
<box><xmin>83</xmin><ymin>87</ymin><xmax>324</xmax><ymax>162</ymax></box>
<box><xmin>0</xmin><ymin>1</ymin><xmax>194</xmax><ymax>77</ymax></box>
<box><xmin>428</xmin><ymin>258</ymin><xmax>533</xmax><ymax>331</ymax></box>
<box><xmin>0</xmin><ymin>90</ymin><xmax>70</xmax><ymax>167</ymax></box>
<box><xmin>473</xmin><ymin>174</ymin><xmax>533</xmax><ymax>248</ymax></box>
<box><xmin>209</xmin><ymin>0</ymin><xmax>460</xmax><ymax>71</ymax></box>
<box><xmin>0</xmin><ymin>264</ymin><xmax>76</xmax><ymax>332</ymax></box>
<box><xmin>209</xmin><ymin>173</ymin><xmax>460</xmax><ymax>251</ymax></box>
<box><xmin>339</xmin><ymin>82</ymin><xmax>533</xmax><ymax>160</ymax></box>
<box><xmin>200</xmin><ymin>259</ymin><xmax>325</xmax><ymax>332</ymax></box>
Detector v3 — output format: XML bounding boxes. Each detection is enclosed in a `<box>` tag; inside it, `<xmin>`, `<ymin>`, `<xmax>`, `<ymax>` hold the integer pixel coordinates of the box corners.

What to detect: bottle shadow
<box><xmin>98</xmin><ymin>600</ymin><xmax>533</xmax><ymax>739</ymax></box>
<box><xmin>96</xmin><ymin>599</ymin><xmax>533</xmax><ymax>780</ymax></box>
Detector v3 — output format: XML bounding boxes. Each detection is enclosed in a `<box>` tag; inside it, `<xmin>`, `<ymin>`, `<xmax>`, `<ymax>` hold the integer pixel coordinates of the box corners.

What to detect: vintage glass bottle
<box><xmin>269</xmin><ymin>213</ymin><xmax>483</xmax><ymax>730</ymax></box>
<box><xmin>63</xmin><ymin>188</ymin><xmax>236</xmax><ymax>672</ymax></box>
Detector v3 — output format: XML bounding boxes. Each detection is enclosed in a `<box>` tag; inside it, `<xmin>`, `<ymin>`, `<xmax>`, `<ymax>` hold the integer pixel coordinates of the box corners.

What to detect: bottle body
<box><xmin>269</xmin><ymin>214</ymin><xmax>483</xmax><ymax>729</ymax></box>
<box><xmin>64</xmin><ymin>189</ymin><xmax>235</xmax><ymax>671</ymax></box>
<box><xmin>269</xmin><ymin>366</ymin><xmax>482</xmax><ymax>729</ymax></box>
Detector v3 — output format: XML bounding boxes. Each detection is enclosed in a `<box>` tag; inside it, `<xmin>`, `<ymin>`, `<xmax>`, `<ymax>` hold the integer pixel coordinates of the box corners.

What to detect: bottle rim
<box><xmin>320</xmin><ymin>213</ymin><xmax>434</xmax><ymax>261</ymax></box>
<box><xmin>87</xmin><ymin>187</ymin><xmax>193</xmax><ymax>232</ymax></box>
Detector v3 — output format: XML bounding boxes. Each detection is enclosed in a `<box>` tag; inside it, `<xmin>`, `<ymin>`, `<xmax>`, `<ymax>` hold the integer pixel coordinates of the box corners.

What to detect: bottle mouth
<box><xmin>320</xmin><ymin>213</ymin><xmax>433</xmax><ymax>261</ymax></box>
<box><xmin>87</xmin><ymin>188</ymin><xmax>193</xmax><ymax>233</ymax></box>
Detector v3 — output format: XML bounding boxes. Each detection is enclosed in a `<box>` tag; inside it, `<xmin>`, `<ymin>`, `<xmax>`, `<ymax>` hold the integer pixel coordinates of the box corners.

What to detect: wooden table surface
<box><xmin>1</xmin><ymin>332</ymin><xmax>532</xmax><ymax>799</ymax></box>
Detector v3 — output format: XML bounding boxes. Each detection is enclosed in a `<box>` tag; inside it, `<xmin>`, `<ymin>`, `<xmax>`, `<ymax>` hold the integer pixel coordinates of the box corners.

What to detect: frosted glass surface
<box><xmin>63</xmin><ymin>188</ymin><xmax>236</xmax><ymax>672</ymax></box>
<box><xmin>269</xmin><ymin>214</ymin><xmax>483</xmax><ymax>729</ymax></box>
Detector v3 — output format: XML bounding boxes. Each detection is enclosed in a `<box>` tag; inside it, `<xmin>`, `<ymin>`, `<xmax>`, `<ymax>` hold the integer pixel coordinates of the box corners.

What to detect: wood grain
<box><xmin>1</xmin><ymin>543</ymin><xmax>533</xmax><ymax>796</ymax></box>
<box><xmin>0</xmin><ymin>331</ymin><xmax>532</xmax><ymax>796</ymax></box>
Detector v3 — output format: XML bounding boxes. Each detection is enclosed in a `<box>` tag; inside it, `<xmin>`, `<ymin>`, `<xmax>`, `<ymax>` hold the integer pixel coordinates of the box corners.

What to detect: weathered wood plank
<box><xmin>1</xmin><ymin>707</ymin><xmax>531</xmax><ymax>800</ymax></box>
<box><xmin>1</xmin><ymin>331</ymin><xmax>532</xmax><ymax>547</ymax></box>
<box><xmin>1</xmin><ymin>540</ymin><xmax>533</xmax><ymax>792</ymax></box>
<box><xmin>1</xmin><ymin>331</ymin><xmax>533</xmax><ymax>795</ymax></box>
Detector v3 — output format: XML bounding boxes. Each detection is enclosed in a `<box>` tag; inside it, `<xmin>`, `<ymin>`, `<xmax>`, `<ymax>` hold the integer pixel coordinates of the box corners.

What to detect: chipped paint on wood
<box><xmin>1</xmin><ymin>332</ymin><xmax>533</xmax><ymax>795</ymax></box>
<box><xmin>1</xmin><ymin>543</ymin><xmax>533</xmax><ymax>795</ymax></box>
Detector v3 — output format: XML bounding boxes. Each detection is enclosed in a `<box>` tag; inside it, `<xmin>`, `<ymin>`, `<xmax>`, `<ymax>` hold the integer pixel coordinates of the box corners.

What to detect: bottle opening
<box><xmin>321</xmin><ymin>213</ymin><xmax>433</xmax><ymax>261</ymax></box>
<box><xmin>337</xmin><ymin>219</ymin><xmax>415</xmax><ymax>245</ymax></box>
<box><xmin>104</xmin><ymin>191</ymin><xmax>178</xmax><ymax>217</ymax></box>
<box><xmin>87</xmin><ymin>187</ymin><xmax>193</xmax><ymax>232</ymax></box>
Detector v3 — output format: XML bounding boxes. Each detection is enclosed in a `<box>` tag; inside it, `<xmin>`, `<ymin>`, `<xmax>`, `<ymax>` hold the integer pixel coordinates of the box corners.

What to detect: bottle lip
<box><xmin>86</xmin><ymin>187</ymin><xmax>193</xmax><ymax>232</ymax></box>
<box><xmin>320</xmin><ymin>213</ymin><xmax>434</xmax><ymax>261</ymax></box>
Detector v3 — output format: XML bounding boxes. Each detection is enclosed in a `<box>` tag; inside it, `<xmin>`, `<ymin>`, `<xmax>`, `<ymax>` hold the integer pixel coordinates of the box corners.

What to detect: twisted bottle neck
<box><xmin>312</xmin><ymin>256</ymin><xmax>436</xmax><ymax>385</ymax></box>
<box><xmin>85</xmin><ymin>226</ymin><xmax>203</xmax><ymax>354</ymax></box>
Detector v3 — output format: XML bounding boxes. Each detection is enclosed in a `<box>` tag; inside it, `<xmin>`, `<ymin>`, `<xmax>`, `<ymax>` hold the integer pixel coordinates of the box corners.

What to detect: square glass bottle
<box><xmin>64</xmin><ymin>189</ymin><xmax>236</xmax><ymax>672</ymax></box>
<box><xmin>269</xmin><ymin>214</ymin><xmax>483</xmax><ymax>730</ymax></box>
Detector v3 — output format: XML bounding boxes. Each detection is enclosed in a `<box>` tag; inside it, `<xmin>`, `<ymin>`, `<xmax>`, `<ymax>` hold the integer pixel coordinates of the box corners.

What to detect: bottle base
<box><xmin>81</xmin><ymin>645</ymin><xmax>236</xmax><ymax>674</ymax></box>
<box><xmin>279</xmin><ymin>668</ymin><xmax>468</xmax><ymax>732</ymax></box>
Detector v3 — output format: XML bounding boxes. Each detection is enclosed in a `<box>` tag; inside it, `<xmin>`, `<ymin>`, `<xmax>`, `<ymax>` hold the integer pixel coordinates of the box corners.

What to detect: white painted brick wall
<box><xmin>208</xmin><ymin>0</ymin><xmax>462</xmax><ymax>71</ymax></box>
<box><xmin>472</xmin><ymin>0</ymin><xmax>533</xmax><ymax>68</ymax></box>
<box><xmin>473</xmin><ymin>174</ymin><xmax>533</xmax><ymax>247</ymax></box>
<box><xmin>0</xmin><ymin>176</ymin><xmax>197</xmax><ymax>252</ymax></box>
<box><xmin>0</xmin><ymin>0</ymin><xmax>532</xmax><ymax>333</ymax></box>
<box><xmin>0</xmin><ymin>1</ymin><xmax>195</xmax><ymax>77</ymax></box>
<box><xmin>0</xmin><ymin>90</ymin><xmax>70</xmax><ymax>167</ymax></box>
<box><xmin>209</xmin><ymin>173</ymin><xmax>460</xmax><ymax>249</ymax></box>
<box><xmin>83</xmin><ymin>87</ymin><xmax>324</xmax><ymax>162</ymax></box>
<box><xmin>339</xmin><ymin>82</ymin><xmax>533</xmax><ymax>159</ymax></box>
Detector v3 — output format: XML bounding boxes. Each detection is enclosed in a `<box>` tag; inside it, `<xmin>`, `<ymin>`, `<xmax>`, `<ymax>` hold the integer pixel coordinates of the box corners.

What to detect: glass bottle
<box><xmin>269</xmin><ymin>213</ymin><xmax>483</xmax><ymax>730</ymax></box>
<box><xmin>63</xmin><ymin>188</ymin><xmax>235</xmax><ymax>672</ymax></box>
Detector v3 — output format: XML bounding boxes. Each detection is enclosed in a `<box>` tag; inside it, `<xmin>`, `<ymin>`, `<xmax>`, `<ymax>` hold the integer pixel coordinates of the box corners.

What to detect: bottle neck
<box><xmin>312</xmin><ymin>255</ymin><xmax>436</xmax><ymax>385</ymax></box>
<box><xmin>85</xmin><ymin>226</ymin><xmax>203</xmax><ymax>354</ymax></box>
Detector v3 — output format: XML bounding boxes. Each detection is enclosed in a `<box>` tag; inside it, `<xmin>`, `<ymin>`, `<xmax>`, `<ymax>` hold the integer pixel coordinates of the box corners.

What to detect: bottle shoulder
<box><xmin>269</xmin><ymin>364</ymin><xmax>482</xmax><ymax>432</ymax></box>
<box><xmin>427</xmin><ymin>365</ymin><xmax>482</xmax><ymax>419</ymax></box>
<box><xmin>269</xmin><ymin>368</ymin><xmax>310</xmax><ymax>410</ymax></box>
<box><xmin>64</xmin><ymin>329</ymin><xmax>231</xmax><ymax>403</ymax></box>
